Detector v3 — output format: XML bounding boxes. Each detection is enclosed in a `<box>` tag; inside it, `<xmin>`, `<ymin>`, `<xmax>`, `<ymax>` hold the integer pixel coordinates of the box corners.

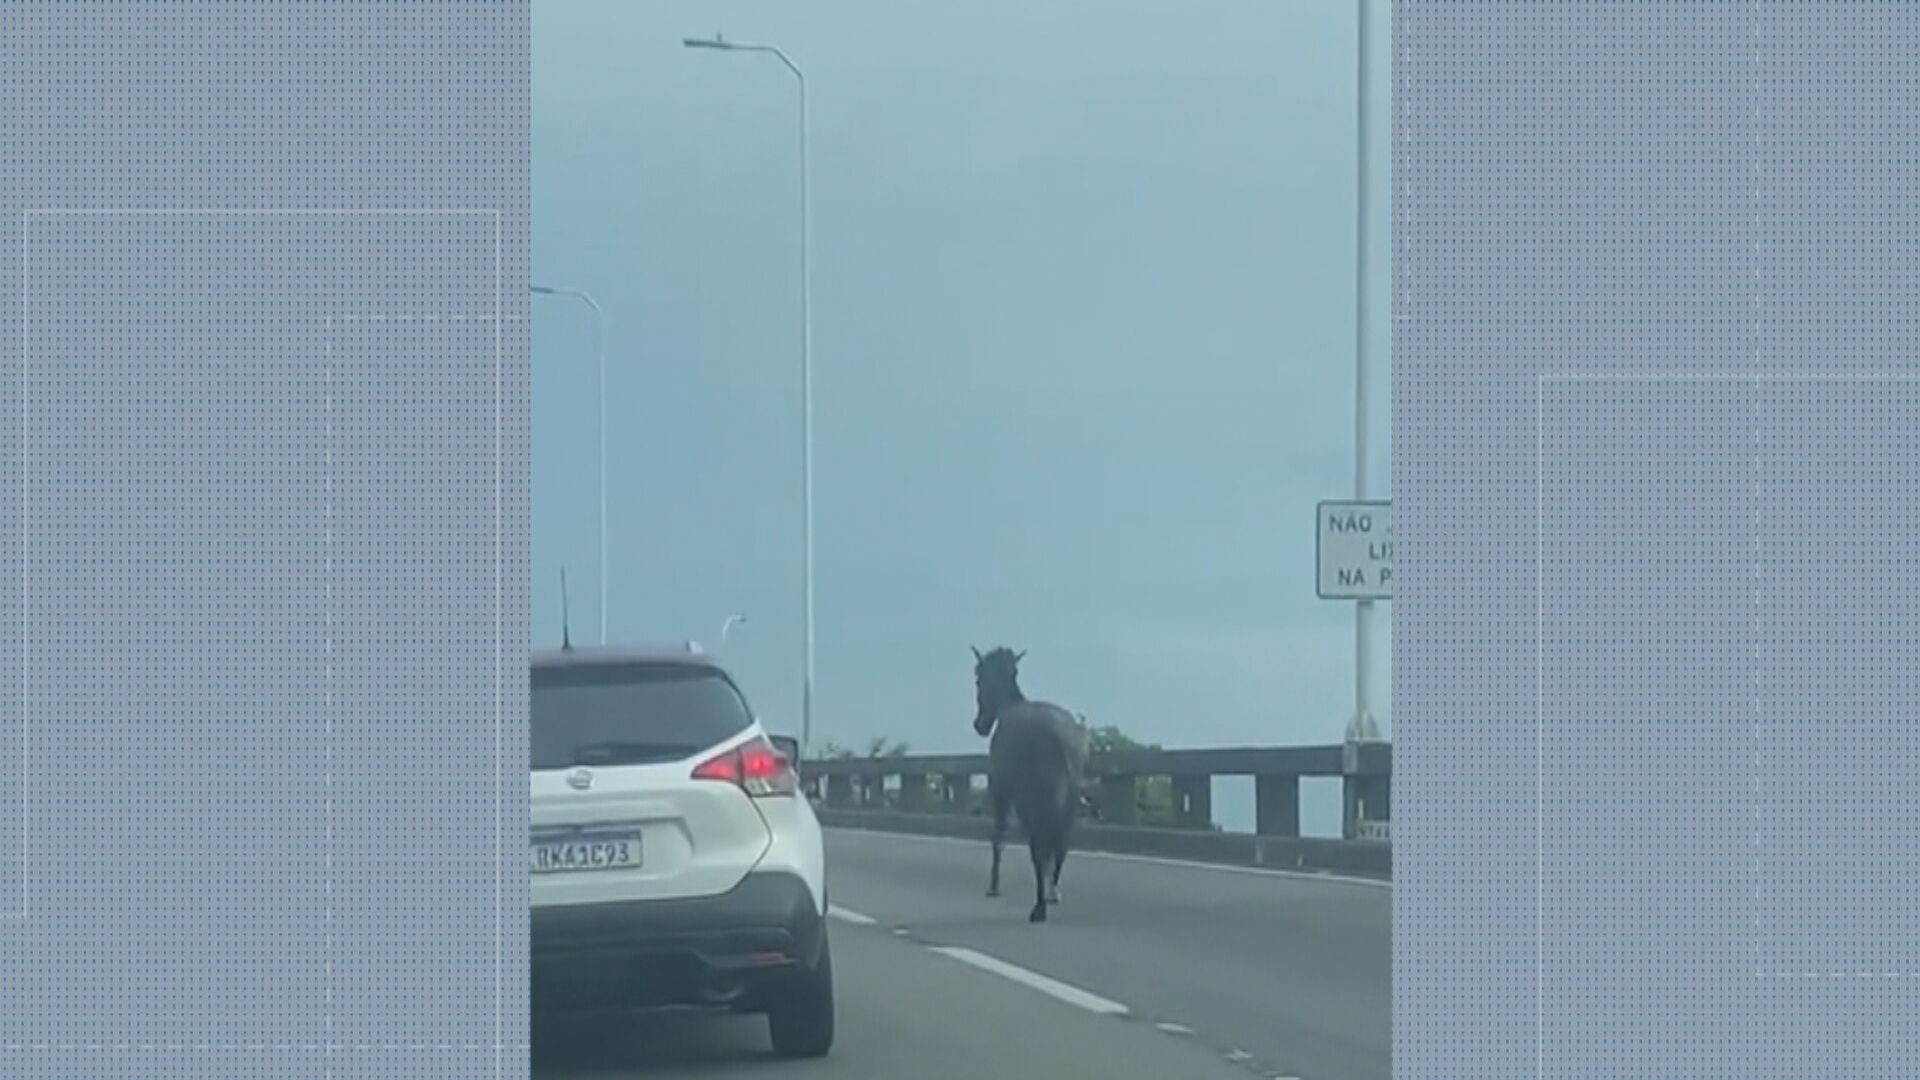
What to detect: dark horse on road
<box><xmin>972</xmin><ymin>646</ymin><xmax>1090</xmax><ymax>923</ymax></box>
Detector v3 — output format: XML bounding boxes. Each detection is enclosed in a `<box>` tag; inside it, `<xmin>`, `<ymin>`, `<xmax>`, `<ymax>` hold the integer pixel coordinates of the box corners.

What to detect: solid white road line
<box><xmin>827</xmin><ymin>825</ymin><xmax>1391</xmax><ymax>889</ymax></box>
<box><xmin>826</xmin><ymin>905</ymin><xmax>877</xmax><ymax>926</ymax></box>
<box><xmin>927</xmin><ymin>946</ymin><xmax>1129</xmax><ymax>1016</ymax></box>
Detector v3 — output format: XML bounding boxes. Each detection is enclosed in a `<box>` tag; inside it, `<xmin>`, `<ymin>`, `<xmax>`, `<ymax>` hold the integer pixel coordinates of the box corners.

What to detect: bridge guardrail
<box><xmin>799</xmin><ymin>740</ymin><xmax>1391</xmax><ymax>879</ymax></box>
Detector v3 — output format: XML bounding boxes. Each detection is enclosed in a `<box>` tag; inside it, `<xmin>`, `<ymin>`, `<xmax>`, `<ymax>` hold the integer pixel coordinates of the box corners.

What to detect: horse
<box><xmin>972</xmin><ymin>646</ymin><xmax>1089</xmax><ymax>923</ymax></box>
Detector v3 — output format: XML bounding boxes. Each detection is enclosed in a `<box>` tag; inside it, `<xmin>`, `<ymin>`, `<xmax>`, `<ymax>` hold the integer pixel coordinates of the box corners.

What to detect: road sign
<box><xmin>1317</xmin><ymin>500</ymin><xmax>1392</xmax><ymax>600</ymax></box>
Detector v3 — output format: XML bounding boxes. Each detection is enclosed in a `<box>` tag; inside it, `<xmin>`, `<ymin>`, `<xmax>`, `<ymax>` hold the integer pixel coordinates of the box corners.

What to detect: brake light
<box><xmin>692</xmin><ymin>736</ymin><xmax>798</xmax><ymax>797</ymax></box>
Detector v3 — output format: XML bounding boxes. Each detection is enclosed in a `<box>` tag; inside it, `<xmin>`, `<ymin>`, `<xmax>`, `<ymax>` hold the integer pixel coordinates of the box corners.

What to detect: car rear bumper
<box><xmin>531</xmin><ymin>870</ymin><xmax>824</xmax><ymax>1014</ymax></box>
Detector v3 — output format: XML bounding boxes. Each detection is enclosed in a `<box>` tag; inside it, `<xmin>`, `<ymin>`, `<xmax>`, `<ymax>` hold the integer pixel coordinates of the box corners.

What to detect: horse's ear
<box><xmin>1014</xmin><ymin>650</ymin><xmax>1026</xmax><ymax>663</ymax></box>
<box><xmin>970</xmin><ymin>645</ymin><xmax>983</xmax><ymax>662</ymax></box>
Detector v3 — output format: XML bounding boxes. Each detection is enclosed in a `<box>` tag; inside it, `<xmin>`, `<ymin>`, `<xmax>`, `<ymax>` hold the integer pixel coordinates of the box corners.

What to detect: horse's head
<box><xmin>971</xmin><ymin>645</ymin><xmax>1025</xmax><ymax>736</ymax></box>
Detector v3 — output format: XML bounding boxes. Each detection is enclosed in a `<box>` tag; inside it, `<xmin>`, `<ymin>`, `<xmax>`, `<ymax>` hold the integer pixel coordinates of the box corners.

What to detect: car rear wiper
<box><xmin>570</xmin><ymin>741</ymin><xmax>699</xmax><ymax>767</ymax></box>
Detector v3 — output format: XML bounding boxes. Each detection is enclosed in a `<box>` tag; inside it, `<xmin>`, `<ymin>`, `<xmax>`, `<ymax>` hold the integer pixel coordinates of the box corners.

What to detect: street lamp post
<box><xmin>684</xmin><ymin>32</ymin><xmax>815</xmax><ymax>754</ymax></box>
<box><xmin>721</xmin><ymin>614</ymin><xmax>748</xmax><ymax>645</ymax></box>
<box><xmin>532</xmin><ymin>283</ymin><xmax>609</xmax><ymax>645</ymax></box>
<box><xmin>1349</xmin><ymin>0</ymin><xmax>1381</xmax><ymax>743</ymax></box>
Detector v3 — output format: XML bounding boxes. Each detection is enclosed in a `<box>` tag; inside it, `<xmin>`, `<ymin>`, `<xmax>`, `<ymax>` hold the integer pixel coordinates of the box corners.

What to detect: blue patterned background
<box><xmin>0</xmin><ymin>7</ymin><xmax>528</xmax><ymax>1079</ymax></box>
<box><xmin>1398</xmin><ymin>3</ymin><xmax>1920</xmax><ymax>1077</ymax></box>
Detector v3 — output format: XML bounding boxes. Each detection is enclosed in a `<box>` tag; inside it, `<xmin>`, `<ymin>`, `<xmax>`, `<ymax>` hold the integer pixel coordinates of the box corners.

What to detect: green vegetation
<box><xmin>811</xmin><ymin>739</ymin><xmax>857</xmax><ymax>760</ymax></box>
<box><xmin>866</xmin><ymin>737</ymin><xmax>911</xmax><ymax>759</ymax></box>
<box><xmin>1081</xmin><ymin>725</ymin><xmax>1182</xmax><ymax>828</ymax></box>
<box><xmin>809</xmin><ymin>737</ymin><xmax>908</xmax><ymax>760</ymax></box>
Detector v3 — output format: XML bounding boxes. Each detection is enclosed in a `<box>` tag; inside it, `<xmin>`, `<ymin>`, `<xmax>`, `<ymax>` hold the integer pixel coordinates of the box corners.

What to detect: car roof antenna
<box><xmin>559</xmin><ymin>566</ymin><xmax>574</xmax><ymax>651</ymax></box>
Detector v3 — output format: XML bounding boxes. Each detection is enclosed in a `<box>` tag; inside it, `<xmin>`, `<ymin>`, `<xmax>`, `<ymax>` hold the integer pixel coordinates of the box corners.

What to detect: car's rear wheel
<box><xmin>767</xmin><ymin>930</ymin><xmax>834</xmax><ymax>1058</ymax></box>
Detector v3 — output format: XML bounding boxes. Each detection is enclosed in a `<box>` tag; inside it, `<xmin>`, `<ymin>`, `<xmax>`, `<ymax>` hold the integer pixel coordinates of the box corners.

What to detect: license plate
<box><xmin>531</xmin><ymin>835</ymin><xmax>642</xmax><ymax>874</ymax></box>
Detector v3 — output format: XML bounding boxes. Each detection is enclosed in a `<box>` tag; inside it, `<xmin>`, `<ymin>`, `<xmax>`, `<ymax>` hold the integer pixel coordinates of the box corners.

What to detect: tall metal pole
<box><xmin>1351</xmin><ymin>0</ymin><xmax>1377</xmax><ymax>744</ymax></box>
<box><xmin>531</xmin><ymin>283</ymin><xmax>608</xmax><ymax>644</ymax></box>
<box><xmin>798</xmin><ymin>64</ymin><xmax>816</xmax><ymax>757</ymax></box>
<box><xmin>683</xmin><ymin>35</ymin><xmax>814</xmax><ymax>753</ymax></box>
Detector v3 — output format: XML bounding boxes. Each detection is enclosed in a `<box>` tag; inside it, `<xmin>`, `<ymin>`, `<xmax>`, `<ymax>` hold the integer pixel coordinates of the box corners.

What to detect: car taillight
<box><xmin>692</xmin><ymin>736</ymin><xmax>798</xmax><ymax>798</ymax></box>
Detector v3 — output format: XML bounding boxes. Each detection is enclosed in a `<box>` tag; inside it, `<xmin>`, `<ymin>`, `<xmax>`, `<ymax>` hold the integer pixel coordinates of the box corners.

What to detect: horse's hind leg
<box><xmin>987</xmin><ymin>788</ymin><xmax>1010</xmax><ymax>898</ymax></box>
<box><xmin>1047</xmin><ymin>847</ymin><xmax>1065</xmax><ymax>904</ymax></box>
<box><xmin>1028</xmin><ymin>841</ymin><xmax>1050</xmax><ymax>923</ymax></box>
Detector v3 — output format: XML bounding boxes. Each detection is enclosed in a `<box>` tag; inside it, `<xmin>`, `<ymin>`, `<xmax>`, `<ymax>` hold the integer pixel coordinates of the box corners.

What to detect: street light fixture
<box><xmin>531</xmin><ymin>283</ymin><xmax>609</xmax><ymax>645</ymax></box>
<box><xmin>684</xmin><ymin>32</ymin><xmax>816</xmax><ymax>754</ymax></box>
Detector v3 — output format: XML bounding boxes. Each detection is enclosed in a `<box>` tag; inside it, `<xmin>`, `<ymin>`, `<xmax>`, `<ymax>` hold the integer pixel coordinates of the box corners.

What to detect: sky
<box><xmin>532</xmin><ymin>0</ymin><xmax>1392</xmax><ymax>831</ymax></box>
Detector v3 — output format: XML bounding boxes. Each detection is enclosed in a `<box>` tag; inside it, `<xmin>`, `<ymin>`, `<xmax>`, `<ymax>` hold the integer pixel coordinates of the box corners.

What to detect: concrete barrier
<box><xmin>815</xmin><ymin>807</ymin><xmax>1391</xmax><ymax>880</ymax></box>
<box><xmin>801</xmin><ymin>739</ymin><xmax>1392</xmax><ymax>849</ymax></box>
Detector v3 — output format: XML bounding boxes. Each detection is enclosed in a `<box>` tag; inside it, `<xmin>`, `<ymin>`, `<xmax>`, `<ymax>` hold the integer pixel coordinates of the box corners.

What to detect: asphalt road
<box><xmin>533</xmin><ymin>827</ymin><xmax>1389</xmax><ymax>1080</ymax></box>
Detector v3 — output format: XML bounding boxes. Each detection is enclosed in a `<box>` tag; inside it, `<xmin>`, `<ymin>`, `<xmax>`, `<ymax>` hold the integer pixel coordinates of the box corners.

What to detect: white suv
<box><xmin>530</xmin><ymin>645</ymin><xmax>834</xmax><ymax>1058</ymax></box>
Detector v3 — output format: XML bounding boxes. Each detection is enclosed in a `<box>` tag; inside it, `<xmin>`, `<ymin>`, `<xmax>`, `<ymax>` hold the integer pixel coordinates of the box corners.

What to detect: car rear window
<box><xmin>531</xmin><ymin>662</ymin><xmax>753</xmax><ymax>770</ymax></box>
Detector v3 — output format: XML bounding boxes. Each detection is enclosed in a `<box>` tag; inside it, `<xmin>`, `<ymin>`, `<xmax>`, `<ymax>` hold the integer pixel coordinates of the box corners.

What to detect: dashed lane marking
<box><xmin>1156</xmin><ymin>1022</ymin><xmax>1197</xmax><ymax>1036</ymax></box>
<box><xmin>926</xmin><ymin>946</ymin><xmax>1130</xmax><ymax>1016</ymax></box>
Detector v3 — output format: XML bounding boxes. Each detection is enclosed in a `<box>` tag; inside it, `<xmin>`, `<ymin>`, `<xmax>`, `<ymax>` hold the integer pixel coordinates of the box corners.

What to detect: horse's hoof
<box><xmin>1029</xmin><ymin>905</ymin><xmax>1047</xmax><ymax>923</ymax></box>
<box><xmin>986</xmin><ymin>887</ymin><xmax>1000</xmax><ymax>898</ymax></box>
